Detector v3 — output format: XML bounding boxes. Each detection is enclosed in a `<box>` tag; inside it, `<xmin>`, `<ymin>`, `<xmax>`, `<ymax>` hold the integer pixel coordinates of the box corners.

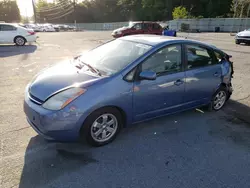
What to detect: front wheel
<box><xmin>211</xmin><ymin>87</ymin><xmax>228</xmax><ymax>111</ymax></box>
<box><xmin>81</xmin><ymin>107</ymin><xmax>123</xmax><ymax>146</ymax></box>
<box><xmin>235</xmin><ymin>40</ymin><xmax>240</xmax><ymax>45</ymax></box>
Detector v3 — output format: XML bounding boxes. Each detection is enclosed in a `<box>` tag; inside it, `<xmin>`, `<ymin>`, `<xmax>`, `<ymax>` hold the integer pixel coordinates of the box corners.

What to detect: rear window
<box><xmin>153</xmin><ymin>23</ymin><xmax>161</xmax><ymax>30</ymax></box>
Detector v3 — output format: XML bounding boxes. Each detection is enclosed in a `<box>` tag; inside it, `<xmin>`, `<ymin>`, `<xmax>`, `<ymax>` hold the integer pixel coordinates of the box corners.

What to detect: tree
<box><xmin>172</xmin><ymin>6</ymin><xmax>189</xmax><ymax>19</ymax></box>
<box><xmin>0</xmin><ymin>0</ymin><xmax>21</xmax><ymax>22</ymax></box>
<box><xmin>232</xmin><ymin>0</ymin><xmax>250</xmax><ymax>17</ymax></box>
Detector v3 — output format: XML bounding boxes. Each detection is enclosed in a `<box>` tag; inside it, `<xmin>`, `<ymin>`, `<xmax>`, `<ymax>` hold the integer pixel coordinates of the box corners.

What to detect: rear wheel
<box><xmin>211</xmin><ymin>87</ymin><xmax>228</xmax><ymax>111</ymax></box>
<box><xmin>14</xmin><ymin>36</ymin><xmax>26</xmax><ymax>46</ymax></box>
<box><xmin>81</xmin><ymin>107</ymin><xmax>123</xmax><ymax>146</ymax></box>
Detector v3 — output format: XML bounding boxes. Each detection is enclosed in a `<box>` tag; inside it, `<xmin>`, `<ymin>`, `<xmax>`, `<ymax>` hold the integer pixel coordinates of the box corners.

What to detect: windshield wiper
<box><xmin>75</xmin><ymin>58</ymin><xmax>102</xmax><ymax>76</ymax></box>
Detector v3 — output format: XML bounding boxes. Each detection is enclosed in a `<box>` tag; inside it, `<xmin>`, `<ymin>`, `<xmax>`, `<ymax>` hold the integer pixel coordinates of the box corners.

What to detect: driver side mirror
<box><xmin>139</xmin><ymin>70</ymin><xmax>157</xmax><ymax>80</ymax></box>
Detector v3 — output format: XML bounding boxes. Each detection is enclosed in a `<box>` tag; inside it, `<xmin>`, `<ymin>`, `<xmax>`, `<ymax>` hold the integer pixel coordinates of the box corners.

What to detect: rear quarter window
<box><xmin>0</xmin><ymin>25</ymin><xmax>17</xmax><ymax>31</ymax></box>
<box><xmin>153</xmin><ymin>23</ymin><xmax>161</xmax><ymax>30</ymax></box>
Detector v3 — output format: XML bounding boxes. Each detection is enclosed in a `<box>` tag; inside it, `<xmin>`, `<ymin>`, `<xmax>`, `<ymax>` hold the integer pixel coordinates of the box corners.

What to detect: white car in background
<box><xmin>0</xmin><ymin>23</ymin><xmax>37</xmax><ymax>46</ymax></box>
<box><xmin>41</xmin><ymin>24</ymin><xmax>56</xmax><ymax>32</ymax></box>
<box><xmin>235</xmin><ymin>28</ymin><xmax>250</xmax><ymax>45</ymax></box>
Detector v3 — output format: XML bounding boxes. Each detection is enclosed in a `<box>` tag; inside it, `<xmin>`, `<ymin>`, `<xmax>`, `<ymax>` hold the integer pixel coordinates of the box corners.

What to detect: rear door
<box><xmin>142</xmin><ymin>23</ymin><xmax>152</xmax><ymax>34</ymax></box>
<box><xmin>184</xmin><ymin>44</ymin><xmax>222</xmax><ymax>106</ymax></box>
<box><xmin>0</xmin><ymin>24</ymin><xmax>17</xmax><ymax>43</ymax></box>
<box><xmin>152</xmin><ymin>23</ymin><xmax>162</xmax><ymax>35</ymax></box>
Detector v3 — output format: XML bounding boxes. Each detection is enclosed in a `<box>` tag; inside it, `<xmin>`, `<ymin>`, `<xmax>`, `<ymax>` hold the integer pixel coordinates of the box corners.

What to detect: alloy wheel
<box><xmin>90</xmin><ymin>113</ymin><xmax>118</xmax><ymax>143</ymax></box>
<box><xmin>16</xmin><ymin>37</ymin><xmax>25</xmax><ymax>46</ymax></box>
<box><xmin>213</xmin><ymin>91</ymin><xmax>227</xmax><ymax>110</ymax></box>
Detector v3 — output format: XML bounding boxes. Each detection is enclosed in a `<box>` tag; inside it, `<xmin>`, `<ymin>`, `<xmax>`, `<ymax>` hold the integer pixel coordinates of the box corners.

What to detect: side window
<box><xmin>143</xmin><ymin>23</ymin><xmax>150</xmax><ymax>30</ymax></box>
<box><xmin>134</xmin><ymin>23</ymin><xmax>142</xmax><ymax>30</ymax></box>
<box><xmin>186</xmin><ymin>45</ymin><xmax>214</xmax><ymax>70</ymax></box>
<box><xmin>1</xmin><ymin>25</ymin><xmax>16</xmax><ymax>31</ymax></box>
<box><xmin>153</xmin><ymin>23</ymin><xmax>161</xmax><ymax>30</ymax></box>
<box><xmin>124</xmin><ymin>68</ymin><xmax>137</xmax><ymax>82</ymax></box>
<box><xmin>141</xmin><ymin>45</ymin><xmax>182</xmax><ymax>75</ymax></box>
<box><xmin>214</xmin><ymin>51</ymin><xmax>224</xmax><ymax>63</ymax></box>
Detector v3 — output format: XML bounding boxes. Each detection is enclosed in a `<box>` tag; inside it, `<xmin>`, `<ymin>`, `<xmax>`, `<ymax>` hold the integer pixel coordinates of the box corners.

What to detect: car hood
<box><xmin>29</xmin><ymin>60</ymin><xmax>102</xmax><ymax>101</ymax></box>
<box><xmin>113</xmin><ymin>26</ymin><xmax>130</xmax><ymax>33</ymax></box>
<box><xmin>237</xmin><ymin>30</ymin><xmax>250</xmax><ymax>36</ymax></box>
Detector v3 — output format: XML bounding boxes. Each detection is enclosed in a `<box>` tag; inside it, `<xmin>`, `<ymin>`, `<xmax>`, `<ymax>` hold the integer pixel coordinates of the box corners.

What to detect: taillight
<box><xmin>28</xmin><ymin>31</ymin><xmax>35</xmax><ymax>35</ymax></box>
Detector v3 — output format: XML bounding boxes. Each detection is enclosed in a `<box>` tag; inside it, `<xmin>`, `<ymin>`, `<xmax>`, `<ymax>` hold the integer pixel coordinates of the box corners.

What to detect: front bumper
<box><xmin>23</xmin><ymin>89</ymin><xmax>84</xmax><ymax>142</ymax></box>
<box><xmin>235</xmin><ymin>36</ymin><xmax>250</xmax><ymax>43</ymax></box>
<box><xmin>111</xmin><ymin>33</ymin><xmax>123</xmax><ymax>38</ymax></box>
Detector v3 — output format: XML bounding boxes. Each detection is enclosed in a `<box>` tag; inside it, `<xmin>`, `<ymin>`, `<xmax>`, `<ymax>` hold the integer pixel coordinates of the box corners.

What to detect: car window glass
<box><xmin>186</xmin><ymin>45</ymin><xmax>214</xmax><ymax>70</ymax></box>
<box><xmin>80</xmin><ymin>40</ymin><xmax>152</xmax><ymax>76</ymax></box>
<box><xmin>1</xmin><ymin>25</ymin><xmax>16</xmax><ymax>31</ymax></box>
<box><xmin>134</xmin><ymin>23</ymin><xmax>142</xmax><ymax>30</ymax></box>
<box><xmin>214</xmin><ymin>51</ymin><xmax>223</xmax><ymax>63</ymax></box>
<box><xmin>141</xmin><ymin>45</ymin><xmax>182</xmax><ymax>75</ymax></box>
<box><xmin>143</xmin><ymin>23</ymin><xmax>150</xmax><ymax>30</ymax></box>
<box><xmin>153</xmin><ymin>23</ymin><xmax>161</xmax><ymax>30</ymax></box>
<box><xmin>125</xmin><ymin>67</ymin><xmax>137</xmax><ymax>82</ymax></box>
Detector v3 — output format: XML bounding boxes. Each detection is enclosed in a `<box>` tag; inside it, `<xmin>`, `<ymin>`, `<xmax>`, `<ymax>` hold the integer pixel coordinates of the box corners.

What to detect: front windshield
<box><xmin>79</xmin><ymin>39</ymin><xmax>152</xmax><ymax>76</ymax></box>
<box><xmin>128</xmin><ymin>22</ymin><xmax>135</xmax><ymax>28</ymax></box>
<box><xmin>247</xmin><ymin>28</ymin><xmax>250</xmax><ymax>31</ymax></box>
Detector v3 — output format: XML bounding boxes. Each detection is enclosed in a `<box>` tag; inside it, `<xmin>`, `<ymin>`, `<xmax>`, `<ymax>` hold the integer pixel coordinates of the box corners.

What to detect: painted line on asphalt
<box><xmin>22</xmin><ymin>62</ymin><xmax>37</xmax><ymax>68</ymax></box>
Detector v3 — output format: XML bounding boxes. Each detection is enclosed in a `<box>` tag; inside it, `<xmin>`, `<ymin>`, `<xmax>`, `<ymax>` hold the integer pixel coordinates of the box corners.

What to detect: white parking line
<box><xmin>22</xmin><ymin>62</ymin><xmax>37</xmax><ymax>68</ymax></box>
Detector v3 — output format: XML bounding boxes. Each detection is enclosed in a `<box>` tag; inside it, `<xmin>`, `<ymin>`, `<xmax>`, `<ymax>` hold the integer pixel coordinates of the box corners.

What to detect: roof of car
<box><xmin>120</xmin><ymin>34</ymin><xmax>214</xmax><ymax>48</ymax></box>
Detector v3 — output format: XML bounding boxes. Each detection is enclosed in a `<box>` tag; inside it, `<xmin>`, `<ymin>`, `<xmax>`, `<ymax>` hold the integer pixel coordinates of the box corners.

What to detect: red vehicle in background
<box><xmin>112</xmin><ymin>21</ymin><xmax>163</xmax><ymax>38</ymax></box>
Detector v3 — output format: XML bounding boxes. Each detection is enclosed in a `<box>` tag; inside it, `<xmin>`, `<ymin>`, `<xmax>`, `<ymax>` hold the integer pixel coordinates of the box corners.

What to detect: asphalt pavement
<box><xmin>1</xmin><ymin>32</ymin><xmax>250</xmax><ymax>188</ymax></box>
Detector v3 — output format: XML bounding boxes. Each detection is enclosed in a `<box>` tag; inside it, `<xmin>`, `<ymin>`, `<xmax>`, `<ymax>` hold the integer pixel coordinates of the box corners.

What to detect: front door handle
<box><xmin>174</xmin><ymin>79</ymin><xmax>184</xmax><ymax>86</ymax></box>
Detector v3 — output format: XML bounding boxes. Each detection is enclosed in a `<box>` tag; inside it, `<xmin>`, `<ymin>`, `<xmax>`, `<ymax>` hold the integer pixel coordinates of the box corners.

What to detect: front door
<box><xmin>184</xmin><ymin>44</ymin><xmax>222</xmax><ymax>106</ymax></box>
<box><xmin>131</xmin><ymin>23</ymin><xmax>144</xmax><ymax>35</ymax></box>
<box><xmin>133</xmin><ymin>44</ymin><xmax>185</xmax><ymax>122</ymax></box>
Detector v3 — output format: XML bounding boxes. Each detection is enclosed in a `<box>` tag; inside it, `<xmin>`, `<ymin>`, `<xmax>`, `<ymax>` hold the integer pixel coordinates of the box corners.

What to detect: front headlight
<box><xmin>115</xmin><ymin>31</ymin><xmax>122</xmax><ymax>35</ymax></box>
<box><xmin>42</xmin><ymin>87</ymin><xmax>86</xmax><ymax>110</ymax></box>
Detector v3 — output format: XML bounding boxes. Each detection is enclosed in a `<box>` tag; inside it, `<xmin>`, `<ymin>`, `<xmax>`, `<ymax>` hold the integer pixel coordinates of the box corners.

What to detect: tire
<box><xmin>14</xmin><ymin>36</ymin><xmax>26</xmax><ymax>46</ymax></box>
<box><xmin>210</xmin><ymin>87</ymin><xmax>228</xmax><ymax>111</ymax></box>
<box><xmin>81</xmin><ymin>107</ymin><xmax>123</xmax><ymax>147</ymax></box>
<box><xmin>235</xmin><ymin>40</ymin><xmax>240</xmax><ymax>45</ymax></box>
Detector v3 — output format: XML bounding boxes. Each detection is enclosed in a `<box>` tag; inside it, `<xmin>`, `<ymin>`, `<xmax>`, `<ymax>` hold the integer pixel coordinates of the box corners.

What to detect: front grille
<box><xmin>238</xmin><ymin>36</ymin><xmax>250</xmax><ymax>39</ymax></box>
<box><xmin>28</xmin><ymin>93</ymin><xmax>44</xmax><ymax>105</ymax></box>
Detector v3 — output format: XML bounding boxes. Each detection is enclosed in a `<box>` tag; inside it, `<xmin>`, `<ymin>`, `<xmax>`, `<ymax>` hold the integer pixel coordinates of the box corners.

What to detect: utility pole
<box><xmin>32</xmin><ymin>0</ymin><xmax>37</xmax><ymax>23</ymax></box>
<box><xmin>73</xmin><ymin>0</ymin><xmax>76</xmax><ymax>26</ymax></box>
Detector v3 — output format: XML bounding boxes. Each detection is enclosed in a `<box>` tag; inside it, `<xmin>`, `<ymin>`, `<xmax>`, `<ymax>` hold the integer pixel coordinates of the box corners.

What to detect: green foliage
<box><xmin>33</xmin><ymin>0</ymin><xmax>235</xmax><ymax>23</ymax></box>
<box><xmin>172</xmin><ymin>6</ymin><xmax>189</xmax><ymax>19</ymax></box>
<box><xmin>0</xmin><ymin>0</ymin><xmax>20</xmax><ymax>22</ymax></box>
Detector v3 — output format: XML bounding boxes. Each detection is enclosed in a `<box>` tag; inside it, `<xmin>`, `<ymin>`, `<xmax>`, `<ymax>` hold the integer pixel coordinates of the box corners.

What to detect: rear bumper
<box><xmin>25</xmin><ymin>35</ymin><xmax>38</xmax><ymax>42</ymax></box>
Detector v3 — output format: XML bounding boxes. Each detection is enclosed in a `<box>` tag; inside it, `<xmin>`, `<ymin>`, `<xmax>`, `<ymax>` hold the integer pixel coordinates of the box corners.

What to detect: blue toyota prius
<box><xmin>24</xmin><ymin>35</ymin><xmax>233</xmax><ymax>146</ymax></box>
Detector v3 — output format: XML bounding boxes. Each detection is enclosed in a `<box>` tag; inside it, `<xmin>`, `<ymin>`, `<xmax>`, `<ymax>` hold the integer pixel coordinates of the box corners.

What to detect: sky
<box><xmin>17</xmin><ymin>0</ymin><xmax>54</xmax><ymax>17</ymax></box>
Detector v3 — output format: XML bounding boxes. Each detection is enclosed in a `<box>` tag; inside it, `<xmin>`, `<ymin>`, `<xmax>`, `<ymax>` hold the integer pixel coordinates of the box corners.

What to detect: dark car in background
<box><xmin>112</xmin><ymin>21</ymin><xmax>163</xmax><ymax>38</ymax></box>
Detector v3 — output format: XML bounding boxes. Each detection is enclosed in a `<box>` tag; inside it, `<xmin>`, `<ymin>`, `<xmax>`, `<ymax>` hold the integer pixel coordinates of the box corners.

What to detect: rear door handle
<box><xmin>214</xmin><ymin>72</ymin><xmax>221</xmax><ymax>77</ymax></box>
<box><xmin>174</xmin><ymin>79</ymin><xmax>184</xmax><ymax>86</ymax></box>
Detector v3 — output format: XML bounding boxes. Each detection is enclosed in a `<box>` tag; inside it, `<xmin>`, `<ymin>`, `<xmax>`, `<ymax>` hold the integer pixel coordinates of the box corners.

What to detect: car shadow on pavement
<box><xmin>18</xmin><ymin>136</ymin><xmax>98</xmax><ymax>188</ymax></box>
<box><xmin>223</xmin><ymin>99</ymin><xmax>250</xmax><ymax>125</ymax></box>
<box><xmin>0</xmin><ymin>45</ymin><xmax>37</xmax><ymax>58</ymax></box>
<box><xmin>18</xmin><ymin>100</ymin><xmax>250</xmax><ymax>188</ymax></box>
